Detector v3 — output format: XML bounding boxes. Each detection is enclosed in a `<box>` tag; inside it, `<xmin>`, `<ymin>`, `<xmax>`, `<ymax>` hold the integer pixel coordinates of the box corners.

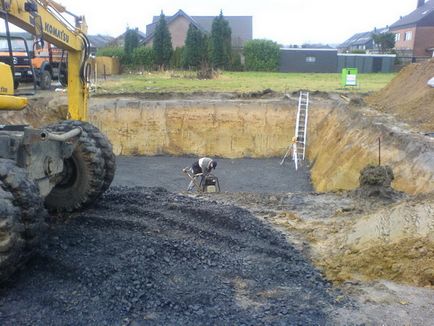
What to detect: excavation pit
<box><xmin>88</xmin><ymin>94</ymin><xmax>434</xmax><ymax>195</ymax></box>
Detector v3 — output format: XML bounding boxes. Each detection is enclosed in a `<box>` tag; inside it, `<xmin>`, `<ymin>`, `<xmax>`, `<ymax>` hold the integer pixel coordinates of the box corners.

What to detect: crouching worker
<box><xmin>184</xmin><ymin>157</ymin><xmax>217</xmax><ymax>191</ymax></box>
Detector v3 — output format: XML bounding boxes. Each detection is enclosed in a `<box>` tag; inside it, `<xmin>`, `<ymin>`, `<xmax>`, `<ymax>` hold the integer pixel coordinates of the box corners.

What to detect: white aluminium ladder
<box><xmin>294</xmin><ymin>91</ymin><xmax>309</xmax><ymax>162</ymax></box>
<box><xmin>280</xmin><ymin>91</ymin><xmax>309</xmax><ymax>170</ymax></box>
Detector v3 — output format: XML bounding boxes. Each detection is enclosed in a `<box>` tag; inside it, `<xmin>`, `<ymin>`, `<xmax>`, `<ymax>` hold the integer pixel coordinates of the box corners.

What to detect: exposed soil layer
<box><xmin>0</xmin><ymin>93</ymin><xmax>67</xmax><ymax>127</ymax></box>
<box><xmin>213</xmin><ymin>189</ymin><xmax>434</xmax><ymax>286</ymax></box>
<box><xmin>0</xmin><ymin>187</ymin><xmax>349</xmax><ymax>325</ymax></box>
<box><xmin>366</xmin><ymin>59</ymin><xmax>434</xmax><ymax>132</ymax></box>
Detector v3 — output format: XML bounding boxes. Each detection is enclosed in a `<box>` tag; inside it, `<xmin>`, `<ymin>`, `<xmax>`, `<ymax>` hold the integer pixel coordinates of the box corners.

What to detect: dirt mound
<box><xmin>0</xmin><ymin>95</ymin><xmax>67</xmax><ymax>127</ymax></box>
<box><xmin>353</xmin><ymin>165</ymin><xmax>404</xmax><ymax>200</ymax></box>
<box><xmin>366</xmin><ymin>59</ymin><xmax>434</xmax><ymax>132</ymax></box>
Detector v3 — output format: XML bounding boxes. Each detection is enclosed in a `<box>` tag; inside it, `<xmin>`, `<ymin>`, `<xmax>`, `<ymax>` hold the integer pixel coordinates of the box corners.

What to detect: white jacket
<box><xmin>198</xmin><ymin>157</ymin><xmax>213</xmax><ymax>174</ymax></box>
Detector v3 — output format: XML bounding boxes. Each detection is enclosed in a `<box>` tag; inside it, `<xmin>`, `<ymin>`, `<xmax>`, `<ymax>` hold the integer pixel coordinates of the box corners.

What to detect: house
<box><xmin>338</xmin><ymin>27</ymin><xmax>389</xmax><ymax>53</ymax></box>
<box><xmin>143</xmin><ymin>10</ymin><xmax>253</xmax><ymax>49</ymax></box>
<box><xmin>110</xmin><ymin>30</ymin><xmax>147</xmax><ymax>48</ymax></box>
<box><xmin>87</xmin><ymin>34</ymin><xmax>115</xmax><ymax>54</ymax></box>
<box><xmin>389</xmin><ymin>0</ymin><xmax>434</xmax><ymax>57</ymax></box>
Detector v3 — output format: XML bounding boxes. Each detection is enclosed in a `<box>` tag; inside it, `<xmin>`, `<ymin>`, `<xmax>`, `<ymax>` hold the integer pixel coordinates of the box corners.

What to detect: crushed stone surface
<box><xmin>0</xmin><ymin>186</ymin><xmax>351</xmax><ymax>325</ymax></box>
<box><xmin>112</xmin><ymin>156</ymin><xmax>313</xmax><ymax>193</ymax></box>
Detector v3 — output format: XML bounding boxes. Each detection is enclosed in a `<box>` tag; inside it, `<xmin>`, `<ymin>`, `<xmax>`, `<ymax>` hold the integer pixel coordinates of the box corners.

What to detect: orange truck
<box><xmin>0</xmin><ymin>35</ymin><xmax>33</xmax><ymax>89</ymax></box>
<box><xmin>0</xmin><ymin>35</ymin><xmax>66</xmax><ymax>90</ymax></box>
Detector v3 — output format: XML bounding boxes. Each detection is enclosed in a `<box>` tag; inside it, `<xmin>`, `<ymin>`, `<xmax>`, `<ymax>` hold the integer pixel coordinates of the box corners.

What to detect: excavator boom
<box><xmin>0</xmin><ymin>0</ymin><xmax>89</xmax><ymax>120</ymax></box>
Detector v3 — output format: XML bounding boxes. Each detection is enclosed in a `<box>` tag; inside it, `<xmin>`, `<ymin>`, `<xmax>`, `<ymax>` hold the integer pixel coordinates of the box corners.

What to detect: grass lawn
<box><xmin>97</xmin><ymin>71</ymin><xmax>396</xmax><ymax>94</ymax></box>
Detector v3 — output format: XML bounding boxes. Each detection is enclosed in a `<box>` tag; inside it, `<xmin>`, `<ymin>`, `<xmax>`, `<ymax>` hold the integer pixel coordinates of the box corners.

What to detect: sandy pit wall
<box><xmin>307</xmin><ymin>101</ymin><xmax>434</xmax><ymax>194</ymax></box>
<box><xmin>3</xmin><ymin>94</ymin><xmax>431</xmax><ymax>195</ymax></box>
<box><xmin>88</xmin><ymin>95</ymin><xmax>434</xmax><ymax>195</ymax></box>
<box><xmin>89</xmin><ymin>97</ymin><xmax>330</xmax><ymax>158</ymax></box>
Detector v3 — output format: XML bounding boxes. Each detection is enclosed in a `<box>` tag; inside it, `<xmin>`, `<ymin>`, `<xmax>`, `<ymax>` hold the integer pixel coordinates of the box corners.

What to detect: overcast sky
<box><xmin>4</xmin><ymin>0</ymin><xmax>419</xmax><ymax>45</ymax></box>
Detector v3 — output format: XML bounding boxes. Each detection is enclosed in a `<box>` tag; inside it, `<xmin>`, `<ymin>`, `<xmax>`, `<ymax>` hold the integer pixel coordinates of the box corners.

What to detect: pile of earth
<box><xmin>0</xmin><ymin>95</ymin><xmax>67</xmax><ymax>128</ymax></box>
<box><xmin>366</xmin><ymin>59</ymin><xmax>434</xmax><ymax>132</ymax></box>
<box><xmin>212</xmin><ymin>166</ymin><xmax>434</xmax><ymax>288</ymax></box>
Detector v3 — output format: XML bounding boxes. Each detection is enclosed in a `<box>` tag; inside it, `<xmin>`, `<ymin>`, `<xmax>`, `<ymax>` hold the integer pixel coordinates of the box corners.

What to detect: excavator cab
<box><xmin>0</xmin><ymin>61</ymin><xmax>28</xmax><ymax>109</ymax></box>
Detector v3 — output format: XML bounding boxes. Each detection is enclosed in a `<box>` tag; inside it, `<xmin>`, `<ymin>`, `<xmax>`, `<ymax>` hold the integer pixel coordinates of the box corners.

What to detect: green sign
<box><xmin>341</xmin><ymin>68</ymin><xmax>358</xmax><ymax>87</ymax></box>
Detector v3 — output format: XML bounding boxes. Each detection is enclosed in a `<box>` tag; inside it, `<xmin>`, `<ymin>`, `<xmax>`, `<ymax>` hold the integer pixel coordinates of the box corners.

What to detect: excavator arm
<box><xmin>0</xmin><ymin>0</ymin><xmax>90</xmax><ymax>120</ymax></box>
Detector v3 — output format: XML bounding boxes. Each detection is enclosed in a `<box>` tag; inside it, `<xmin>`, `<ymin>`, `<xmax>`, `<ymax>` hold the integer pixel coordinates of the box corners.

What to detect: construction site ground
<box><xmin>0</xmin><ymin>156</ymin><xmax>432</xmax><ymax>325</ymax></box>
<box><xmin>1</xmin><ymin>61</ymin><xmax>434</xmax><ymax>325</ymax></box>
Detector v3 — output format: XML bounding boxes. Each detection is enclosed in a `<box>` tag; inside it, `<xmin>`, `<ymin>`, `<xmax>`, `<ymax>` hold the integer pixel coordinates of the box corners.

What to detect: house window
<box><xmin>404</xmin><ymin>31</ymin><xmax>412</xmax><ymax>41</ymax></box>
<box><xmin>395</xmin><ymin>33</ymin><xmax>401</xmax><ymax>42</ymax></box>
<box><xmin>305</xmin><ymin>56</ymin><xmax>316</xmax><ymax>63</ymax></box>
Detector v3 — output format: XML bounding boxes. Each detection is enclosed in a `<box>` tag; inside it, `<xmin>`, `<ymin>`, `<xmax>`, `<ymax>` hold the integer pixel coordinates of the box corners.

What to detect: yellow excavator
<box><xmin>0</xmin><ymin>0</ymin><xmax>116</xmax><ymax>281</ymax></box>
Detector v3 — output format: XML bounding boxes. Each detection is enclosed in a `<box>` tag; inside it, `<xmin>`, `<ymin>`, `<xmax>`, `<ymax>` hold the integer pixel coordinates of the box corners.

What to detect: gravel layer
<box><xmin>112</xmin><ymin>156</ymin><xmax>313</xmax><ymax>193</ymax></box>
<box><xmin>0</xmin><ymin>186</ymin><xmax>350</xmax><ymax>325</ymax></box>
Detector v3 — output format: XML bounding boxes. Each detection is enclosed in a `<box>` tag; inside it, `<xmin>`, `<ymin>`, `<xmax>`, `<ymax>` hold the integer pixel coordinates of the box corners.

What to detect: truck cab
<box><xmin>0</xmin><ymin>35</ymin><xmax>34</xmax><ymax>89</ymax></box>
<box><xmin>31</xmin><ymin>40</ymin><xmax>67</xmax><ymax>89</ymax></box>
<box><xmin>0</xmin><ymin>35</ymin><xmax>67</xmax><ymax>90</ymax></box>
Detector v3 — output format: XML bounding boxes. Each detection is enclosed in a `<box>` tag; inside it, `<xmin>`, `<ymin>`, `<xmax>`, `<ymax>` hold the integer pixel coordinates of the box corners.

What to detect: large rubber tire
<box><xmin>79</xmin><ymin>121</ymin><xmax>116</xmax><ymax>193</ymax></box>
<box><xmin>44</xmin><ymin>121</ymin><xmax>106</xmax><ymax>212</ymax></box>
<box><xmin>54</xmin><ymin>120</ymin><xmax>116</xmax><ymax>193</ymax></box>
<box><xmin>0</xmin><ymin>159</ymin><xmax>48</xmax><ymax>283</ymax></box>
<box><xmin>38</xmin><ymin>70</ymin><xmax>52</xmax><ymax>90</ymax></box>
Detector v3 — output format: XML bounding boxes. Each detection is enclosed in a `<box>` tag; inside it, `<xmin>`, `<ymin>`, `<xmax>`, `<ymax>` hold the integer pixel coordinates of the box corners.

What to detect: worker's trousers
<box><xmin>187</xmin><ymin>171</ymin><xmax>206</xmax><ymax>192</ymax></box>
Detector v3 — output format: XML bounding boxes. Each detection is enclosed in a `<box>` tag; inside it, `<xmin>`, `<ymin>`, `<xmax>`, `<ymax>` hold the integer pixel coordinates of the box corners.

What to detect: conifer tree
<box><xmin>182</xmin><ymin>24</ymin><xmax>207</xmax><ymax>69</ymax></box>
<box><xmin>124</xmin><ymin>27</ymin><xmax>140</xmax><ymax>64</ymax></box>
<box><xmin>153</xmin><ymin>11</ymin><xmax>173</xmax><ymax>68</ymax></box>
<box><xmin>210</xmin><ymin>11</ymin><xmax>232</xmax><ymax>69</ymax></box>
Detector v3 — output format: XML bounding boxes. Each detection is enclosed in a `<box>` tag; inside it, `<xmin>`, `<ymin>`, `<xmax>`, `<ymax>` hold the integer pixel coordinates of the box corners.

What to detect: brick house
<box><xmin>390</xmin><ymin>0</ymin><xmax>434</xmax><ymax>58</ymax></box>
<box><xmin>143</xmin><ymin>10</ymin><xmax>252</xmax><ymax>49</ymax></box>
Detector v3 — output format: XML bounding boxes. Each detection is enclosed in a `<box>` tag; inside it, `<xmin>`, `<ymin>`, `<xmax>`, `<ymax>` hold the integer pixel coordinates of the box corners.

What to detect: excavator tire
<box><xmin>44</xmin><ymin>121</ymin><xmax>106</xmax><ymax>212</ymax></box>
<box><xmin>0</xmin><ymin>159</ymin><xmax>48</xmax><ymax>283</ymax></box>
<box><xmin>68</xmin><ymin>121</ymin><xmax>116</xmax><ymax>193</ymax></box>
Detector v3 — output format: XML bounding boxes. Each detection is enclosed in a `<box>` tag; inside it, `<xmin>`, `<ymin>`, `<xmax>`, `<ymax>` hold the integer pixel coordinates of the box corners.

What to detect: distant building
<box><xmin>1</xmin><ymin>32</ymin><xmax>114</xmax><ymax>54</ymax></box>
<box><xmin>110</xmin><ymin>30</ymin><xmax>147</xmax><ymax>48</ymax></box>
<box><xmin>87</xmin><ymin>35</ymin><xmax>115</xmax><ymax>53</ymax></box>
<box><xmin>279</xmin><ymin>48</ymin><xmax>395</xmax><ymax>73</ymax></box>
<box><xmin>389</xmin><ymin>0</ymin><xmax>434</xmax><ymax>58</ymax></box>
<box><xmin>338</xmin><ymin>27</ymin><xmax>389</xmax><ymax>53</ymax></box>
<box><xmin>143</xmin><ymin>10</ymin><xmax>253</xmax><ymax>49</ymax></box>
<box><xmin>301</xmin><ymin>43</ymin><xmax>335</xmax><ymax>49</ymax></box>
<box><xmin>279</xmin><ymin>48</ymin><xmax>338</xmax><ymax>73</ymax></box>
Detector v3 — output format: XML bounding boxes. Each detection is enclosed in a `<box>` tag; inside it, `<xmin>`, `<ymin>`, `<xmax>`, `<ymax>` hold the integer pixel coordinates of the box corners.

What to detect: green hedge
<box><xmin>97</xmin><ymin>46</ymin><xmax>156</xmax><ymax>70</ymax></box>
<box><xmin>132</xmin><ymin>46</ymin><xmax>155</xmax><ymax>70</ymax></box>
<box><xmin>244</xmin><ymin>39</ymin><xmax>280</xmax><ymax>72</ymax></box>
<box><xmin>96</xmin><ymin>47</ymin><xmax>125</xmax><ymax>58</ymax></box>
